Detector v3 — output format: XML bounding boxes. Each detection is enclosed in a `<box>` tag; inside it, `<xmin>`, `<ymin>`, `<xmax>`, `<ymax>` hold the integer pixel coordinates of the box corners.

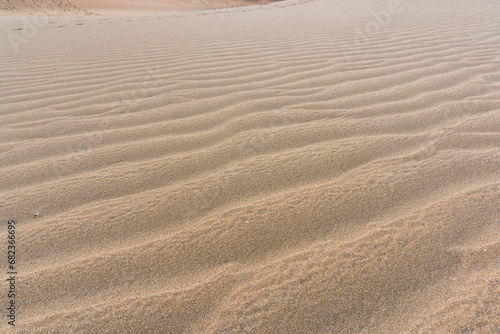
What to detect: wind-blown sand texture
<box><xmin>71</xmin><ymin>0</ymin><xmax>280</xmax><ymax>15</ymax></box>
<box><xmin>0</xmin><ymin>0</ymin><xmax>280</xmax><ymax>15</ymax></box>
<box><xmin>0</xmin><ymin>0</ymin><xmax>91</xmax><ymax>16</ymax></box>
<box><xmin>1</xmin><ymin>0</ymin><xmax>499</xmax><ymax>332</ymax></box>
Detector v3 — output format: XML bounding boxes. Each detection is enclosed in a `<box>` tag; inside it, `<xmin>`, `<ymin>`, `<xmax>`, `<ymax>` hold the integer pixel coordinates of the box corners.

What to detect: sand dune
<box><xmin>72</xmin><ymin>0</ymin><xmax>281</xmax><ymax>15</ymax></box>
<box><xmin>0</xmin><ymin>0</ymin><xmax>281</xmax><ymax>15</ymax></box>
<box><xmin>1</xmin><ymin>0</ymin><xmax>499</xmax><ymax>332</ymax></box>
<box><xmin>0</xmin><ymin>0</ymin><xmax>91</xmax><ymax>15</ymax></box>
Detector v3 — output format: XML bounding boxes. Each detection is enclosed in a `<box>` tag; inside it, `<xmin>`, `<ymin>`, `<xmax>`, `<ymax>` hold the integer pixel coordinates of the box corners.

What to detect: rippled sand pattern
<box><xmin>0</xmin><ymin>0</ymin><xmax>499</xmax><ymax>332</ymax></box>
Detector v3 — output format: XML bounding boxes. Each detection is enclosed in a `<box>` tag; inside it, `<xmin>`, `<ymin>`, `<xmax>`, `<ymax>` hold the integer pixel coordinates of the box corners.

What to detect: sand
<box><xmin>0</xmin><ymin>0</ymin><xmax>499</xmax><ymax>333</ymax></box>
<box><xmin>0</xmin><ymin>0</ymin><xmax>279</xmax><ymax>15</ymax></box>
<box><xmin>71</xmin><ymin>0</ymin><xmax>280</xmax><ymax>15</ymax></box>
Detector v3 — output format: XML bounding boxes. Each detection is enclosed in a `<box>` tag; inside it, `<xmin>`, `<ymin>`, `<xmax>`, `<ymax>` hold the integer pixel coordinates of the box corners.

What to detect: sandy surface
<box><xmin>1</xmin><ymin>0</ymin><xmax>499</xmax><ymax>333</ymax></box>
<box><xmin>0</xmin><ymin>0</ymin><xmax>279</xmax><ymax>15</ymax></box>
<box><xmin>71</xmin><ymin>0</ymin><xmax>280</xmax><ymax>15</ymax></box>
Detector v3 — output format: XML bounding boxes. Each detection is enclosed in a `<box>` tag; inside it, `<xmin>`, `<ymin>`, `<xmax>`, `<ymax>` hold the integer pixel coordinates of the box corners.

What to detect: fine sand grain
<box><xmin>0</xmin><ymin>0</ymin><xmax>499</xmax><ymax>333</ymax></box>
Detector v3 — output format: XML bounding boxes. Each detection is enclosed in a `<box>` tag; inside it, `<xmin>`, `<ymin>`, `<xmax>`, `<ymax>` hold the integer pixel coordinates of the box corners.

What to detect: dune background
<box><xmin>0</xmin><ymin>0</ymin><xmax>280</xmax><ymax>15</ymax></box>
<box><xmin>0</xmin><ymin>0</ymin><xmax>90</xmax><ymax>16</ymax></box>
<box><xmin>71</xmin><ymin>0</ymin><xmax>280</xmax><ymax>15</ymax></box>
<box><xmin>1</xmin><ymin>0</ymin><xmax>499</xmax><ymax>333</ymax></box>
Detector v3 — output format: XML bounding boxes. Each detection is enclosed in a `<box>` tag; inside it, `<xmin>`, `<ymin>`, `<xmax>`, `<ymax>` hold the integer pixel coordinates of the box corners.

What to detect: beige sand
<box><xmin>0</xmin><ymin>0</ymin><xmax>499</xmax><ymax>333</ymax></box>
<box><xmin>0</xmin><ymin>0</ymin><xmax>279</xmax><ymax>15</ymax></box>
<box><xmin>0</xmin><ymin>0</ymin><xmax>90</xmax><ymax>16</ymax></box>
<box><xmin>71</xmin><ymin>0</ymin><xmax>280</xmax><ymax>15</ymax></box>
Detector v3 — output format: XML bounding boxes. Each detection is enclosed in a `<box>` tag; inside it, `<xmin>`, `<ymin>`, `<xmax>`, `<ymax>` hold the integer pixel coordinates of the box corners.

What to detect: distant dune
<box><xmin>0</xmin><ymin>0</ymin><xmax>280</xmax><ymax>15</ymax></box>
<box><xmin>1</xmin><ymin>0</ymin><xmax>499</xmax><ymax>333</ymax></box>
<box><xmin>73</xmin><ymin>0</ymin><xmax>280</xmax><ymax>14</ymax></box>
<box><xmin>0</xmin><ymin>0</ymin><xmax>91</xmax><ymax>15</ymax></box>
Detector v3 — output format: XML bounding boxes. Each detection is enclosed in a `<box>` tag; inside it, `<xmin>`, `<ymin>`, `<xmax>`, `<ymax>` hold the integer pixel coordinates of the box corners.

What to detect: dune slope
<box><xmin>0</xmin><ymin>0</ymin><xmax>499</xmax><ymax>333</ymax></box>
<box><xmin>72</xmin><ymin>0</ymin><xmax>281</xmax><ymax>14</ymax></box>
<box><xmin>0</xmin><ymin>0</ymin><xmax>281</xmax><ymax>15</ymax></box>
<box><xmin>0</xmin><ymin>0</ymin><xmax>91</xmax><ymax>15</ymax></box>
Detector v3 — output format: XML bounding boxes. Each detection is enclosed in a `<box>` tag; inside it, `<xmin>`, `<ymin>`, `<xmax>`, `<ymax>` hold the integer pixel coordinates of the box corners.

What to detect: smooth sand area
<box><xmin>72</xmin><ymin>0</ymin><xmax>280</xmax><ymax>15</ymax></box>
<box><xmin>1</xmin><ymin>0</ymin><xmax>499</xmax><ymax>332</ymax></box>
